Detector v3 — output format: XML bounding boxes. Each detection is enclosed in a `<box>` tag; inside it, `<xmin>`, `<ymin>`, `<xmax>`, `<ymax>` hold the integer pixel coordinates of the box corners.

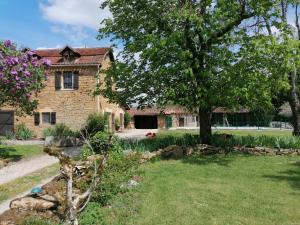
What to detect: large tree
<box><xmin>261</xmin><ymin>1</ymin><xmax>300</xmax><ymax>135</ymax></box>
<box><xmin>98</xmin><ymin>0</ymin><xmax>286</xmax><ymax>143</ymax></box>
<box><xmin>0</xmin><ymin>40</ymin><xmax>50</xmax><ymax>115</ymax></box>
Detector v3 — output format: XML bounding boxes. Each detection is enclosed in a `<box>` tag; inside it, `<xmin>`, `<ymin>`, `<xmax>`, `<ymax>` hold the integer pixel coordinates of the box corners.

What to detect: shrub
<box><xmin>115</xmin><ymin>118</ymin><xmax>121</xmax><ymax>131</ymax></box>
<box><xmin>89</xmin><ymin>131</ymin><xmax>122</xmax><ymax>155</ymax></box>
<box><xmin>43</xmin><ymin>127</ymin><xmax>55</xmax><ymax>138</ymax></box>
<box><xmin>83</xmin><ymin>113</ymin><xmax>109</xmax><ymax>137</ymax></box>
<box><xmin>53</xmin><ymin>123</ymin><xmax>74</xmax><ymax>139</ymax></box>
<box><xmin>18</xmin><ymin>217</ymin><xmax>60</xmax><ymax>225</ymax></box>
<box><xmin>93</xmin><ymin>151</ymin><xmax>140</xmax><ymax>205</ymax></box>
<box><xmin>15</xmin><ymin>123</ymin><xmax>33</xmax><ymax>140</ymax></box>
<box><xmin>79</xmin><ymin>202</ymin><xmax>105</xmax><ymax>225</ymax></box>
<box><xmin>124</xmin><ymin>112</ymin><xmax>131</xmax><ymax>128</ymax></box>
<box><xmin>121</xmin><ymin>133</ymin><xmax>200</xmax><ymax>152</ymax></box>
<box><xmin>4</xmin><ymin>130</ymin><xmax>15</xmax><ymax>140</ymax></box>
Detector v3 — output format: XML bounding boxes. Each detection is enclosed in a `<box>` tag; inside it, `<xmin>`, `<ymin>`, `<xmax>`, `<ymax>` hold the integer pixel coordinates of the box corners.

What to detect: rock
<box><xmin>184</xmin><ymin>147</ymin><xmax>194</xmax><ymax>156</ymax></box>
<box><xmin>141</xmin><ymin>151</ymin><xmax>157</xmax><ymax>162</ymax></box>
<box><xmin>0</xmin><ymin>160</ymin><xmax>7</xmax><ymax>169</ymax></box>
<box><xmin>128</xmin><ymin>180</ymin><xmax>139</xmax><ymax>187</ymax></box>
<box><xmin>39</xmin><ymin>194</ymin><xmax>57</xmax><ymax>203</ymax></box>
<box><xmin>44</xmin><ymin>136</ymin><xmax>54</xmax><ymax>147</ymax></box>
<box><xmin>123</xmin><ymin>150</ymin><xmax>133</xmax><ymax>156</ymax></box>
<box><xmin>120</xmin><ymin>179</ymin><xmax>139</xmax><ymax>189</ymax></box>
<box><xmin>10</xmin><ymin>197</ymin><xmax>57</xmax><ymax>211</ymax></box>
<box><xmin>160</xmin><ymin>145</ymin><xmax>184</xmax><ymax>159</ymax></box>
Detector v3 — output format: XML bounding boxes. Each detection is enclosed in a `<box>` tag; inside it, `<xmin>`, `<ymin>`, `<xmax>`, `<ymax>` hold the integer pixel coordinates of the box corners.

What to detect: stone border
<box><xmin>141</xmin><ymin>144</ymin><xmax>300</xmax><ymax>161</ymax></box>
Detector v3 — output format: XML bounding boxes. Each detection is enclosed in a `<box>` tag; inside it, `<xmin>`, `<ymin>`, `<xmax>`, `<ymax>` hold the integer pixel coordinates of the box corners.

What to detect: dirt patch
<box><xmin>0</xmin><ymin>176</ymin><xmax>66</xmax><ymax>225</ymax></box>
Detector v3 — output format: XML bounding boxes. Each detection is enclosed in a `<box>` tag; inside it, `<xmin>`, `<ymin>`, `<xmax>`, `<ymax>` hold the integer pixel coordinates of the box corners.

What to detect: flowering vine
<box><xmin>0</xmin><ymin>40</ymin><xmax>50</xmax><ymax>115</ymax></box>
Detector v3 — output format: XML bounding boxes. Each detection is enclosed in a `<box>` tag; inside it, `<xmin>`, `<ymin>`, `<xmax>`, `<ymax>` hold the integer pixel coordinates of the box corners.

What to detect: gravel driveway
<box><xmin>116</xmin><ymin>129</ymin><xmax>158</xmax><ymax>140</ymax></box>
<box><xmin>0</xmin><ymin>155</ymin><xmax>58</xmax><ymax>185</ymax></box>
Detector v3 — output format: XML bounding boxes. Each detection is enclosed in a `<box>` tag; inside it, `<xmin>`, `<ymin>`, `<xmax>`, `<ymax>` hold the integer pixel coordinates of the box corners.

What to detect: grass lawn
<box><xmin>0</xmin><ymin>163</ymin><xmax>59</xmax><ymax>203</ymax></box>
<box><xmin>82</xmin><ymin>154</ymin><xmax>300</xmax><ymax>225</ymax></box>
<box><xmin>0</xmin><ymin>145</ymin><xmax>44</xmax><ymax>163</ymax></box>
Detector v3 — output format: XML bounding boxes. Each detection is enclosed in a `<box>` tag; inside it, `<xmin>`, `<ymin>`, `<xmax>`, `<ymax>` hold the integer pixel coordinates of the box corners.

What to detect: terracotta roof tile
<box><xmin>35</xmin><ymin>47</ymin><xmax>110</xmax><ymax>65</ymax></box>
<box><xmin>128</xmin><ymin>106</ymin><xmax>249</xmax><ymax>116</ymax></box>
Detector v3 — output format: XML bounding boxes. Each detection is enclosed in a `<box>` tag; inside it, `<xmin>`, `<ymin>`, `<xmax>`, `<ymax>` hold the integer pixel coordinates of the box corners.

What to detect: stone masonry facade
<box><xmin>0</xmin><ymin>46</ymin><xmax>124</xmax><ymax>137</ymax></box>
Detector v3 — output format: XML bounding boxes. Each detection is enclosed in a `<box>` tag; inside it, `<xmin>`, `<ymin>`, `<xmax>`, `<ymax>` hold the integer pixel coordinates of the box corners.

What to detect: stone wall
<box><xmin>141</xmin><ymin>144</ymin><xmax>300</xmax><ymax>161</ymax></box>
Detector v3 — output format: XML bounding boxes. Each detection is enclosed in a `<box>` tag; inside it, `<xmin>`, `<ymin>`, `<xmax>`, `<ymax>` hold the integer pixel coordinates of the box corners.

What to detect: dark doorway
<box><xmin>0</xmin><ymin>111</ymin><xmax>14</xmax><ymax>135</ymax></box>
<box><xmin>134</xmin><ymin>116</ymin><xmax>158</xmax><ymax>129</ymax></box>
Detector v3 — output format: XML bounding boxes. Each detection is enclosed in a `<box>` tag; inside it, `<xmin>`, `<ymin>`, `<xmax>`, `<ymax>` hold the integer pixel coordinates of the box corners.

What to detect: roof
<box><xmin>128</xmin><ymin>106</ymin><xmax>250</xmax><ymax>116</ymax></box>
<box><xmin>35</xmin><ymin>46</ymin><xmax>111</xmax><ymax>66</ymax></box>
<box><xmin>128</xmin><ymin>106</ymin><xmax>194</xmax><ymax>116</ymax></box>
<box><xmin>213</xmin><ymin>107</ymin><xmax>250</xmax><ymax>114</ymax></box>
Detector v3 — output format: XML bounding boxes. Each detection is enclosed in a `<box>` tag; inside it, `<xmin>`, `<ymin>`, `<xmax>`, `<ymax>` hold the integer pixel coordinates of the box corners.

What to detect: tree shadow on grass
<box><xmin>180</xmin><ymin>154</ymin><xmax>235</xmax><ymax>167</ymax></box>
<box><xmin>263</xmin><ymin>161</ymin><xmax>300</xmax><ymax>191</ymax></box>
<box><xmin>0</xmin><ymin>146</ymin><xmax>22</xmax><ymax>162</ymax></box>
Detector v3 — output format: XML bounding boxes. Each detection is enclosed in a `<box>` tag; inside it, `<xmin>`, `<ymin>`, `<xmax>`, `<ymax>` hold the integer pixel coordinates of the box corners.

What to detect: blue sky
<box><xmin>0</xmin><ymin>1</ymin><xmax>297</xmax><ymax>50</ymax></box>
<box><xmin>0</xmin><ymin>0</ymin><xmax>111</xmax><ymax>49</ymax></box>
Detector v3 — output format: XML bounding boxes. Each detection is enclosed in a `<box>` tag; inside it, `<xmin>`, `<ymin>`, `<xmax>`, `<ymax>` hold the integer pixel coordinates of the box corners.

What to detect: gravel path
<box><xmin>1</xmin><ymin>140</ymin><xmax>44</xmax><ymax>146</ymax></box>
<box><xmin>0</xmin><ymin>155</ymin><xmax>58</xmax><ymax>185</ymax></box>
<box><xmin>0</xmin><ymin>175</ymin><xmax>57</xmax><ymax>214</ymax></box>
<box><xmin>116</xmin><ymin>129</ymin><xmax>158</xmax><ymax>140</ymax></box>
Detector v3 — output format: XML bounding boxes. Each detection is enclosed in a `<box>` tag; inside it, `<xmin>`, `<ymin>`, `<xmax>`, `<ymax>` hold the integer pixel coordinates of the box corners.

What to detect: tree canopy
<box><xmin>0</xmin><ymin>40</ymin><xmax>50</xmax><ymax>115</ymax></box>
<box><xmin>98</xmin><ymin>0</ymin><xmax>288</xmax><ymax>143</ymax></box>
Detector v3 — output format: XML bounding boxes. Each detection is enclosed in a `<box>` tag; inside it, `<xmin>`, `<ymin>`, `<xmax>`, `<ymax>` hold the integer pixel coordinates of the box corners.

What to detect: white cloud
<box><xmin>51</xmin><ymin>25</ymin><xmax>89</xmax><ymax>42</ymax></box>
<box><xmin>39</xmin><ymin>0</ymin><xmax>111</xmax><ymax>42</ymax></box>
<box><xmin>40</xmin><ymin>0</ymin><xmax>110</xmax><ymax>29</ymax></box>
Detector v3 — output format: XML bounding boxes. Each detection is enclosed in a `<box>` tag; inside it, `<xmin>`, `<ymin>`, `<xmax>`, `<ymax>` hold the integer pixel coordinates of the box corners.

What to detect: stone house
<box><xmin>127</xmin><ymin>106</ymin><xmax>199</xmax><ymax>129</ymax></box>
<box><xmin>128</xmin><ymin>106</ymin><xmax>253</xmax><ymax>129</ymax></box>
<box><xmin>0</xmin><ymin>46</ymin><xmax>125</xmax><ymax>137</ymax></box>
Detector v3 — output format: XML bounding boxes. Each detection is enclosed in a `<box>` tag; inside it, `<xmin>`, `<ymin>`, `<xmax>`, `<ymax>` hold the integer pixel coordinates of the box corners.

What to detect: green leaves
<box><xmin>98</xmin><ymin>0</ymin><xmax>285</xmax><ymax>114</ymax></box>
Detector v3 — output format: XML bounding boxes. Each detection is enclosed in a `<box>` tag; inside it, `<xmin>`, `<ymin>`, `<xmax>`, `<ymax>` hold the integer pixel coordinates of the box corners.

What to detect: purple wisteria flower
<box><xmin>11</xmin><ymin>69</ymin><xmax>17</xmax><ymax>75</ymax></box>
<box><xmin>24</xmin><ymin>70</ymin><xmax>30</xmax><ymax>77</ymax></box>
<box><xmin>4</xmin><ymin>40</ymin><xmax>11</xmax><ymax>47</ymax></box>
<box><xmin>42</xmin><ymin>59</ymin><xmax>51</xmax><ymax>67</ymax></box>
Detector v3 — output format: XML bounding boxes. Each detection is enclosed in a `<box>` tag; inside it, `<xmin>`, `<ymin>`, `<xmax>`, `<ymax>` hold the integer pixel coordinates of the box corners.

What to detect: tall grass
<box><xmin>120</xmin><ymin>133</ymin><xmax>300</xmax><ymax>152</ymax></box>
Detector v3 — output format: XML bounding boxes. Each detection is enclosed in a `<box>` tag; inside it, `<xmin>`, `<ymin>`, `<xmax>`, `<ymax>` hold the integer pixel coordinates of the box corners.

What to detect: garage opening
<box><xmin>134</xmin><ymin>116</ymin><xmax>158</xmax><ymax>129</ymax></box>
<box><xmin>0</xmin><ymin>111</ymin><xmax>14</xmax><ymax>135</ymax></box>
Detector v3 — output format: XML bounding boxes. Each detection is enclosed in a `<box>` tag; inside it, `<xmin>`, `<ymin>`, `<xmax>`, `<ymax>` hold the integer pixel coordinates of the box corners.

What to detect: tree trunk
<box><xmin>288</xmin><ymin>65</ymin><xmax>300</xmax><ymax>136</ymax></box>
<box><xmin>65</xmin><ymin>168</ymin><xmax>78</xmax><ymax>225</ymax></box>
<box><xmin>288</xmin><ymin>90</ymin><xmax>300</xmax><ymax>136</ymax></box>
<box><xmin>199</xmin><ymin>108</ymin><xmax>212</xmax><ymax>144</ymax></box>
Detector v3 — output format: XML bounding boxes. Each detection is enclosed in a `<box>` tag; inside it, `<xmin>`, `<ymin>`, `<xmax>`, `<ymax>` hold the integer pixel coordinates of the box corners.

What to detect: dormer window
<box><xmin>59</xmin><ymin>46</ymin><xmax>81</xmax><ymax>64</ymax></box>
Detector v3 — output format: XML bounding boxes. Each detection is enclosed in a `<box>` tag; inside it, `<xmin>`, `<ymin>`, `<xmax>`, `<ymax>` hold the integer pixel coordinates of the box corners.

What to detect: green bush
<box><xmin>17</xmin><ymin>216</ymin><xmax>60</xmax><ymax>225</ymax></box>
<box><xmin>79</xmin><ymin>202</ymin><xmax>105</xmax><ymax>225</ymax></box>
<box><xmin>4</xmin><ymin>130</ymin><xmax>15</xmax><ymax>140</ymax></box>
<box><xmin>53</xmin><ymin>123</ymin><xmax>75</xmax><ymax>139</ymax></box>
<box><xmin>93</xmin><ymin>151</ymin><xmax>140</xmax><ymax>205</ymax></box>
<box><xmin>43</xmin><ymin>127</ymin><xmax>55</xmax><ymax>138</ymax></box>
<box><xmin>122</xmin><ymin>133</ymin><xmax>200</xmax><ymax>152</ymax></box>
<box><xmin>115</xmin><ymin>118</ymin><xmax>121</xmax><ymax>131</ymax></box>
<box><xmin>121</xmin><ymin>132</ymin><xmax>300</xmax><ymax>152</ymax></box>
<box><xmin>211</xmin><ymin>134</ymin><xmax>300</xmax><ymax>149</ymax></box>
<box><xmin>15</xmin><ymin>123</ymin><xmax>33</xmax><ymax>140</ymax></box>
<box><xmin>124</xmin><ymin>112</ymin><xmax>131</xmax><ymax>128</ymax></box>
<box><xmin>83</xmin><ymin>113</ymin><xmax>109</xmax><ymax>137</ymax></box>
<box><xmin>89</xmin><ymin>131</ymin><xmax>122</xmax><ymax>155</ymax></box>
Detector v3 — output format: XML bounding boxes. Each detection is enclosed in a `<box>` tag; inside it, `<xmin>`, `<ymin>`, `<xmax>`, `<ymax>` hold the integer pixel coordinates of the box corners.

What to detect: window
<box><xmin>35</xmin><ymin>112</ymin><xmax>56</xmax><ymax>126</ymax></box>
<box><xmin>55</xmin><ymin>71</ymin><xmax>79</xmax><ymax>90</ymax></box>
<box><xmin>42</xmin><ymin>113</ymin><xmax>51</xmax><ymax>124</ymax></box>
<box><xmin>63</xmin><ymin>71</ymin><xmax>73</xmax><ymax>89</ymax></box>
